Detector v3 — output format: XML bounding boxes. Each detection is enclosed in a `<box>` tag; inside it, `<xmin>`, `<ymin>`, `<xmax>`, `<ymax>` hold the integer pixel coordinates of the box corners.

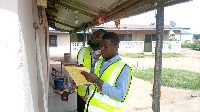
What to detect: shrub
<box><xmin>181</xmin><ymin>40</ymin><xmax>193</xmax><ymax>48</ymax></box>
<box><xmin>169</xmin><ymin>36</ymin><xmax>178</xmax><ymax>41</ymax></box>
<box><xmin>192</xmin><ymin>40</ymin><xmax>200</xmax><ymax>50</ymax></box>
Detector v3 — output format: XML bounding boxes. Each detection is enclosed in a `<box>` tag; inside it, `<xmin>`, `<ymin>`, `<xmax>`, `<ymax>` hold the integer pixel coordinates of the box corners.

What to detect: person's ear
<box><xmin>115</xmin><ymin>45</ymin><xmax>119</xmax><ymax>48</ymax></box>
<box><xmin>117</xmin><ymin>45</ymin><xmax>119</xmax><ymax>48</ymax></box>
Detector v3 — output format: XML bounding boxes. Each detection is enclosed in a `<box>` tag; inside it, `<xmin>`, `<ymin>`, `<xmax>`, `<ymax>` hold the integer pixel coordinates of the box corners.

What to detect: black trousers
<box><xmin>77</xmin><ymin>93</ymin><xmax>86</xmax><ymax>112</ymax></box>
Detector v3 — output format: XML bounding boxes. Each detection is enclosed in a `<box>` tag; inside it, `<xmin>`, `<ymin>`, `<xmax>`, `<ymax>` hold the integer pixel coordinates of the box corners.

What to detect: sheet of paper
<box><xmin>64</xmin><ymin>66</ymin><xmax>91</xmax><ymax>85</ymax></box>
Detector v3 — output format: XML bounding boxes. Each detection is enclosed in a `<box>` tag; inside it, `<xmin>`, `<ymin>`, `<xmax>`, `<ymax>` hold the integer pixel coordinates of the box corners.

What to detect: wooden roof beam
<box><xmin>107</xmin><ymin>0</ymin><xmax>147</xmax><ymax>17</ymax></box>
<box><xmin>163</xmin><ymin>0</ymin><xmax>192</xmax><ymax>7</ymax></box>
<box><xmin>106</xmin><ymin>0</ymin><xmax>153</xmax><ymax>22</ymax></box>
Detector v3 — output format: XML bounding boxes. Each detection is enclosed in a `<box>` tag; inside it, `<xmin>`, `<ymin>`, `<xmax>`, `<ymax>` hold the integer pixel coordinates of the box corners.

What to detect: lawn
<box><xmin>120</xmin><ymin>53</ymin><xmax>184</xmax><ymax>58</ymax></box>
<box><xmin>133</xmin><ymin>68</ymin><xmax>200</xmax><ymax>90</ymax></box>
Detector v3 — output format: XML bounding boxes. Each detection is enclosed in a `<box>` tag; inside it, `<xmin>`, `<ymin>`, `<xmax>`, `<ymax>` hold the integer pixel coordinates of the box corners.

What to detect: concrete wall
<box><xmin>71</xmin><ymin>33</ymin><xmax>78</xmax><ymax>42</ymax></box>
<box><xmin>174</xmin><ymin>31</ymin><xmax>193</xmax><ymax>43</ymax></box>
<box><xmin>49</xmin><ymin>33</ymin><xmax>70</xmax><ymax>56</ymax></box>
<box><xmin>181</xmin><ymin>33</ymin><xmax>193</xmax><ymax>42</ymax></box>
<box><xmin>0</xmin><ymin>0</ymin><xmax>49</xmax><ymax>111</ymax></box>
<box><xmin>49</xmin><ymin>32</ymin><xmax>92</xmax><ymax>56</ymax></box>
<box><xmin>51</xmin><ymin>29</ymin><xmax>172</xmax><ymax>55</ymax></box>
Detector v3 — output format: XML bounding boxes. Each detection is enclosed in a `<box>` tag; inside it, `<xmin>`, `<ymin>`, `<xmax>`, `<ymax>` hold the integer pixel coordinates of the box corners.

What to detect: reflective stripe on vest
<box><xmin>77</xmin><ymin>47</ymin><xmax>92</xmax><ymax>70</ymax></box>
<box><xmin>94</xmin><ymin>58</ymin><xmax>103</xmax><ymax>72</ymax></box>
<box><xmin>78</xmin><ymin>47</ymin><xmax>87</xmax><ymax>64</ymax></box>
<box><xmin>88</xmin><ymin>89</ymin><xmax>126</xmax><ymax>107</ymax></box>
<box><xmin>86</xmin><ymin>105</ymin><xmax>126</xmax><ymax>112</ymax></box>
<box><xmin>108</xmin><ymin>61</ymin><xmax>126</xmax><ymax>85</ymax></box>
<box><xmin>77</xmin><ymin>47</ymin><xmax>102</xmax><ymax>97</ymax></box>
<box><xmin>77</xmin><ymin>47</ymin><xmax>91</xmax><ymax>97</ymax></box>
<box><xmin>86</xmin><ymin>104</ymin><xmax>109</xmax><ymax>112</ymax></box>
<box><xmin>86</xmin><ymin>59</ymin><xmax>130</xmax><ymax>112</ymax></box>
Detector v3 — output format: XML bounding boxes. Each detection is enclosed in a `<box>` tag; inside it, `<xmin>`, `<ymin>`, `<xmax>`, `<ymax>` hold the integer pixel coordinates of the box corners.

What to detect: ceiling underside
<box><xmin>46</xmin><ymin>0</ymin><xmax>191</xmax><ymax>32</ymax></box>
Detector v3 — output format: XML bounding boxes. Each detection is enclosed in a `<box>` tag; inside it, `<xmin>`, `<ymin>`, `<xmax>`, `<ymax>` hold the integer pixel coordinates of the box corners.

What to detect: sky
<box><xmin>108</xmin><ymin>0</ymin><xmax>200</xmax><ymax>34</ymax></box>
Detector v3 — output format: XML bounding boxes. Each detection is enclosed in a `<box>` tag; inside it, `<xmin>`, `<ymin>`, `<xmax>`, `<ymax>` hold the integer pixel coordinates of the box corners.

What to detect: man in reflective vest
<box><xmin>61</xmin><ymin>29</ymin><xmax>107</xmax><ymax>112</ymax></box>
<box><xmin>81</xmin><ymin>32</ymin><xmax>132</xmax><ymax>112</ymax></box>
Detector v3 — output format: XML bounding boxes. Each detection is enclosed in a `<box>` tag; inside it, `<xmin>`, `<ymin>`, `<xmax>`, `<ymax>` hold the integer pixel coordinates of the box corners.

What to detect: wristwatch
<box><xmin>93</xmin><ymin>77</ymin><xmax>100</xmax><ymax>86</ymax></box>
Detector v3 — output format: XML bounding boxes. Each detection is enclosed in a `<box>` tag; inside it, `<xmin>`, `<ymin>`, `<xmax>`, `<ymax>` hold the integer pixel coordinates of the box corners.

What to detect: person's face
<box><xmin>90</xmin><ymin>30</ymin><xmax>104</xmax><ymax>44</ymax></box>
<box><xmin>101</xmin><ymin>39</ymin><xmax>118</xmax><ymax>60</ymax></box>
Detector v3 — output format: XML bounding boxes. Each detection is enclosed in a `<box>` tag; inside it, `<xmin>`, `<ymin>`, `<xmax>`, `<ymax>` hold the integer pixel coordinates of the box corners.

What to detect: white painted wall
<box><xmin>70</xmin><ymin>41</ymin><xmax>181</xmax><ymax>54</ymax></box>
<box><xmin>0</xmin><ymin>0</ymin><xmax>49</xmax><ymax>112</ymax></box>
<box><xmin>174</xmin><ymin>30</ymin><xmax>193</xmax><ymax>42</ymax></box>
<box><xmin>119</xmin><ymin>41</ymin><xmax>144</xmax><ymax>53</ymax></box>
<box><xmin>93</xmin><ymin>29</ymin><xmax>170</xmax><ymax>41</ymax></box>
<box><xmin>49</xmin><ymin>33</ymin><xmax>70</xmax><ymax>56</ymax></box>
<box><xmin>52</xmin><ymin>29</ymin><xmax>181</xmax><ymax>55</ymax></box>
<box><xmin>152</xmin><ymin>41</ymin><xmax>181</xmax><ymax>53</ymax></box>
<box><xmin>181</xmin><ymin>34</ymin><xmax>193</xmax><ymax>43</ymax></box>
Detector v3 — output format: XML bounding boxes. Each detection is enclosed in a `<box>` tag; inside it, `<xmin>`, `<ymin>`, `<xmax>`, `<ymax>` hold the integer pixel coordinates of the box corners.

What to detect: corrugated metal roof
<box><xmin>180</xmin><ymin>30</ymin><xmax>193</xmax><ymax>34</ymax></box>
<box><xmin>46</xmin><ymin>0</ymin><xmax>192</xmax><ymax>32</ymax></box>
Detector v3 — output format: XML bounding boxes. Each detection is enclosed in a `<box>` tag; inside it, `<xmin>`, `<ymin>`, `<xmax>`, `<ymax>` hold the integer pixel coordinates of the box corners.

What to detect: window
<box><xmin>86</xmin><ymin>34</ymin><xmax>92</xmax><ymax>41</ymax></box>
<box><xmin>49</xmin><ymin>35</ymin><xmax>57</xmax><ymax>47</ymax></box>
<box><xmin>145</xmin><ymin>34</ymin><xmax>152</xmax><ymax>43</ymax></box>
<box><xmin>152</xmin><ymin>34</ymin><xmax>156</xmax><ymax>41</ymax></box>
<box><xmin>124</xmin><ymin>34</ymin><xmax>132</xmax><ymax>41</ymax></box>
<box><xmin>118</xmin><ymin>34</ymin><xmax>132</xmax><ymax>41</ymax></box>
<box><xmin>77</xmin><ymin>34</ymin><xmax>92</xmax><ymax>42</ymax></box>
<box><xmin>77</xmin><ymin>34</ymin><xmax>83</xmax><ymax>42</ymax></box>
<box><xmin>145</xmin><ymin>34</ymin><xmax>156</xmax><ymax>43</ymax></box>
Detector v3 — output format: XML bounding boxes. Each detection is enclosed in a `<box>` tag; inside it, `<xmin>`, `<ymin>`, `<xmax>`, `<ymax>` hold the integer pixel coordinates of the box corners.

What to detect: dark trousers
<box><xmin>77</xmin><ymin>93</ymin><xmax>86</xmax><ymax>112</ymax></box>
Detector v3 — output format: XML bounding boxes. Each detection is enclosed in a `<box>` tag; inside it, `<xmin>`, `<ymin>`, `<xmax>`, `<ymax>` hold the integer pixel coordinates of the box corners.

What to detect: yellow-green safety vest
<box><xmin>77</xmin><ymin>46</ymin><xmax>102</xmax><ymax>97</ymax></box>
<box><xmin>84</xmin><ymin>59</ymin><xmax>132</xmax><ymax>112</ymax></box>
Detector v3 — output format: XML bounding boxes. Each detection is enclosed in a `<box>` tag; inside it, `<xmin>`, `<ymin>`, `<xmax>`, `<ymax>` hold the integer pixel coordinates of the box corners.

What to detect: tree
<box><xmin>193</xmin><ymin>34</ymin><xmax>200</xmax><ymax>40</ymax></box>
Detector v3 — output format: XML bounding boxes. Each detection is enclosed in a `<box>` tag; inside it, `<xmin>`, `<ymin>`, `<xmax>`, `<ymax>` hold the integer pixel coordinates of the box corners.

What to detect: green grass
<box><xmin>120</xmin><ymin>53</ymin><xmax>184</xmax><ymax>58</ymax></box>
<box><xmin>133</xmin><ymin>68</ymin><xmax>200</xmax><ymax>90</ymax></box>
<box><xmin>120</xmin><ymin>53</ymin><xmax>154</xmax><ymax>58</ymax></box>
<box><xmin>162</xmin><ymin>53</ymin><xmax>183</xmax><ymax>58</ymax></box>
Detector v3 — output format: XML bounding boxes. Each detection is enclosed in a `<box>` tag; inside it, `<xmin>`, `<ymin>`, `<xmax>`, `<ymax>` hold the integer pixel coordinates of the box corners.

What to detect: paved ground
<box><xmin>48</xmin><ymin>61</ymin><xmax>77</xmax><ymax>112</ymax></box>
<box><xmin>48</xmin><ymin>48</ymin><xmax>200</xmax><ymax>112</ymax></box>
<box><xmin>48</xmin><ymin>80</ymin><xmax>77</xmax><ymax>112</ymax></box>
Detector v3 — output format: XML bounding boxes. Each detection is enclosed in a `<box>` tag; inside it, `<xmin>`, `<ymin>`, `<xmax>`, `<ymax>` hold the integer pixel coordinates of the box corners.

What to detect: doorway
<box><xmin>144</xmin><ymin>34</ymin><xmax>156</xmax><ymax>52</ymax></box>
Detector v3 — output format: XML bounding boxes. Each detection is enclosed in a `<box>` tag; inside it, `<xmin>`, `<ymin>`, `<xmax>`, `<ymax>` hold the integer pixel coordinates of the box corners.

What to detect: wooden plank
<box><xmin>37</xmin><ymin>0</ymin><xmax>47</xmax><ymax>8</ymax></box>
<box><xmin>152</xmin><ymin>1</ymin><xmax>164</xmax><ymax>112</ymax></box>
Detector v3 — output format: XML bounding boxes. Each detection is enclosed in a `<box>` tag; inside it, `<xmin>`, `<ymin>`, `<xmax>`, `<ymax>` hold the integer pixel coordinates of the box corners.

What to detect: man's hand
<box><xmin>80</xmin><ymin>71</ymin><xmax>98</xmax><ymax>83</ymax></box>
<box><xmin>79</xmin><ymin>64</ymin><xmax>84</xmax><ymax>67</ymax></box>
<box><xmin>61</xmin><ymin>91</ymin><xmax>69</xmax><ymax>102</ymax></box>
<box><xmin>75</xmin><ymin>62</ymin><xmax>84</xmax><ymax>67</ymax></box>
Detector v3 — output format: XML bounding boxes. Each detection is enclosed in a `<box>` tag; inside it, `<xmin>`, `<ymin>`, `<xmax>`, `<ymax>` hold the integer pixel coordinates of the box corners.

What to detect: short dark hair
<box><xmin>98</xmin><ymin>29</ymin><xmax>107</xmax><ymax>34</ymax></box>
<box><xmin>102</xmin><ymin>32</ymin><xmax>120</xmax><ymax>46</ymax></box>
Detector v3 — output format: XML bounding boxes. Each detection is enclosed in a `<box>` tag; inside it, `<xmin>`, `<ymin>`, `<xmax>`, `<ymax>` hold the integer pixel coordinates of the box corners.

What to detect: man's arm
<box><xmin>80</xmin><ymin>65</ymin><xmax>131</xmax><ymax>101</ymax></box>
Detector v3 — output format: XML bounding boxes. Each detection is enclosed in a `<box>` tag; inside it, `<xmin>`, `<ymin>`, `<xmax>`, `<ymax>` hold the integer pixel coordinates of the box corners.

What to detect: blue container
<box><xmin>54</xmin><ymin>78</ymin><xmax>64</xmax><ymax>90</ymax></box>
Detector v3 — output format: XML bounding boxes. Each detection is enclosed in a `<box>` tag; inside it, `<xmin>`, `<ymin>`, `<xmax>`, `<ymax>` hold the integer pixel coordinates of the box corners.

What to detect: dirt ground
<box><xmin>48</xmin><ymin>48</ymin><xmax>200</xmax><ymax>112</ymax></box>
<box><xmin>124</xmin><ymin>48</ymin><xmax>200</xmax><ymax>112</ymax></box>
